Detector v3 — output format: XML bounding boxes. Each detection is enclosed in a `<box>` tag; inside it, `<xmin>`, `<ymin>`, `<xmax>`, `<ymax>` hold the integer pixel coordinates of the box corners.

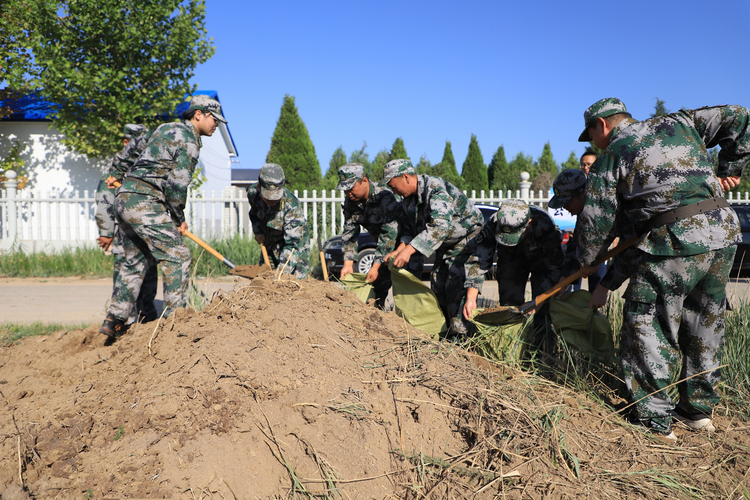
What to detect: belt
<box><xmin>643</xmin><ymin>196</ymin><xmax>729</xmax><ymax>232</ymax></box>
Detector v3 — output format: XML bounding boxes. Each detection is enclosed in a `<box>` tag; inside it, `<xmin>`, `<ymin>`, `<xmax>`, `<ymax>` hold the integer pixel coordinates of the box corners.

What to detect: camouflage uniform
<box><xmin>338</xmin><ymin>163</ymin><xmax>416</xmax><ymax>307</ymax></box>
<box><xmin>95</xmin><ymin>125</ymin><xmax>158</xmax><ymax>323</ymax></box>
<box><xmin>385</xmin><ymin>160</ymin><xmax>484</xmax><ymax>335</ymax></box>
<box><xmin>577</xmin><ymin>98</ymin><xmax>750</xmax><ymax>429</ymax></box>
<box><xmin>467</xmin><ymin>200</ymin><xmax>563</xmax><ymax>348</ymax></box>
<box><xmin>248</xmin><ymin>164</ymin><xmax>310</xmax><ymax>278</ymax></box>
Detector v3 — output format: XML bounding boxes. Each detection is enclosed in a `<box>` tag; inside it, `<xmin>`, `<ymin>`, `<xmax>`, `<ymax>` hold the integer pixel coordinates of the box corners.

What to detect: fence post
<box><xmin>1</xmin><ymin>170</ymin><xmax>18</xmax><ymax>250</ymax></box>
<box><xmin>519</xmin><ymin>171</ymin><xmax>531</xmax><ymax>202</ymax></box>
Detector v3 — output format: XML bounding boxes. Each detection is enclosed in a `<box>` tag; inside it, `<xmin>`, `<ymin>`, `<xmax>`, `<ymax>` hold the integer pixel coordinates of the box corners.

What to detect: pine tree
<box><xmin>322</xmin><ymin>146</ymin><xmax>347</xmax><ymax>190</ymax></box>
<box><xmin>651</xmin><ymin>98</ymin><xmax>671</xmax><ymax>118</ymax></box>
<box><xmin>265</xmin><ymin>94</ymin><xmax>322</xmax><ymax>191</ymax></box>
<box><xmin>388</xmin><ymin>137</ymin><xmax>409</xmax><ymax>161</ymax></box>
<box><xmin>368</xmin><ymin>149</ymin><xmax>390</xmax><ymax>182</ymax></box>
<box><xmin>349</xmin><ymin>142</ymin><xmax>372</xmax><ymax>173</ymax></box>
<box><xmin>433</xmin><ymin>141</ymin><xmax>464</xmax><ymax>189</ymax></box>
<box><xmin>488</xmin><ymin>145</ymin><xmax>514</xmax><ymax>192</ymax></box>
<box><xmin>561</xmin><ymin>151</ymin><xmax>579</xmax><ymax>171</ymax></box>
<box><xmin>506</xmin><ymin>152</ymin><xmax>533</xmax><ymax>195</ymax></box>
<box><xmin>461</xmin><ymin>134</ymin><xmax>488</xmax><ymax>193</ymax></box>
<box><xmin>415</xmin><ymin>155</ymin><xmax>432</xmax><ymax>174</ymax></box>
<box><xmin>536</xmin><ymin>142</ymin><xmax>558</xmax><ymax>179</ymax></box>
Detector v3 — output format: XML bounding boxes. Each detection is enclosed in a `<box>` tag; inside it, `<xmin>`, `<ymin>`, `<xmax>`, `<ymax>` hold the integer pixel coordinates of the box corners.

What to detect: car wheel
<box><xmin>356</xmin><ymin>249</ymin><xmax>376</xmax><ymax>274</ymax></box>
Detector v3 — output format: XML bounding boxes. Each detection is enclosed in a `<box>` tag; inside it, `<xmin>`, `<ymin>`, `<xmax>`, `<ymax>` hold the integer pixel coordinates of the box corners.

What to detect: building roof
<box><xmin>0</xmin><ymin>89</ymin><xmax>238</xmax><ymax>156</ymax></box>
<box><xmin>231</xmin><ymin>168</ymin><xmax>261</xmax><ymax>186</ymax></box>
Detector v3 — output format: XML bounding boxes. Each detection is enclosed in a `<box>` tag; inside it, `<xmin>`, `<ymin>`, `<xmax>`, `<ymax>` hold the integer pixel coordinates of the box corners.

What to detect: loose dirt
<box><xmin>1</xmin><ymin>272</ymin><xmax>749</xmax><ymax>499</ymax></box>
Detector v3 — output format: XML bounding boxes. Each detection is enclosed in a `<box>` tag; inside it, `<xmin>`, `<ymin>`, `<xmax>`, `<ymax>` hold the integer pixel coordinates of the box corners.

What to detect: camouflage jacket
<box><xmin>110</xmin><ymin>129</ymin><xmax>153</xmax><ymax>182</ymax></box>
<box><xmin>341</xmin><ymin>182</ymin><xmax>400</xmax><ymax>264</ymax></box>
<box><xmin>400</xmin><ymin>175</ymin><xmax>484</xmax><ymax>257</ymax></box>
<box><xmin>117</xmin><ymin>121</ymin><xmax>201</xmax><ymax>225</ymax></box>
<box><xmin>247</xmin><ymin>184</ymin><xmax>310</xmax><ymax>263</ymax></box>
<box><xmin>94</xmin><ymin>160</ymin><xmax>116</xmax><ymax>238</ymax></box>
<box><xmin>579</xmin><ymin>106</ymin><xmax>750</xmax><ymax>266</ymax></box>
<box><xmin>466</xmin><ymin>205</ymin><xmax>563</xmax><ymax>290</ymax></box>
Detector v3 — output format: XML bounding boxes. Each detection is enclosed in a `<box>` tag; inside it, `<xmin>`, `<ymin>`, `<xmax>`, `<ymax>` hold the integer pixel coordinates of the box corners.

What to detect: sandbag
<box><xmin>549</xmin><ymin>290</ymin><xmax>614</xmax><ymax>361</ymax></box>
<box><xmin>340</xmin><ymin>273</ymin><xmax>377</xmax><ymax>304</ymax></box>
<box><xmin>390</xmin><ymin>266</ymin><xmax>447</xmax><ymax>339</ymax></box>
<box><xmin>469</xmin><ymin>306</ymin><xmax>532</xmax><ymax>362</ymax></box>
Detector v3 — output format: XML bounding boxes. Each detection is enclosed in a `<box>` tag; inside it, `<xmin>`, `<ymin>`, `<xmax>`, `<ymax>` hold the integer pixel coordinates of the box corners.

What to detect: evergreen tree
<box><xmin>535</xmin><ymin>142</ymin><xmax>558</xmax><ymax>179</ymax></box>
<box><xmin>388</xmin><ymin>137</ymin><xmax>409</xmax><ymax>161</ymax></box>
<box><xmin>561</xmin><ymin>151</ymin><xmax>579</xmax><ymax>171</ymax></box>
<box><xmin>488</xmin><ymin>145</ymin><xmax>515</xmax><ymax>192</ymax></box>
<box><xmin>348</xmin><ymin>142</ymin><xmax>372</xmax><ymax>173</ymax></box>
<box><xmin>415</xmin><ymin>154</ymin><xmax>432</xmax><ymax>174</ymax></box>
<box><xmin>432</xmin><ymin>140</ymin><xmax>464</xmax><ymax>189</ymax></box>
<box><xmin>461</xmin><ymin>134</ymin><xmax>488</xmax><ymax>193</ymax></box>
<box><xmin>506</xmin><ymin>152</ymin><xmax>534</xmax><ymax>195</ymax></box>
<box><xmin>322</xmin><ymin>146</ymin><xmax>347</xmax><ymax>190</ymax></box>
<box><xmin>266</xmin><ymin>94</ymin><xmax>322</xmax><ymax>191</ymax></box>
<box><xmin>368</xmin><ymin>149</ymin><xmax>390</xmax><ymax>182</ymax></box>
<box><xmin>651</xmin><ymin>98</ymin><xmax>671</xmax><ymax>118</ymax></box>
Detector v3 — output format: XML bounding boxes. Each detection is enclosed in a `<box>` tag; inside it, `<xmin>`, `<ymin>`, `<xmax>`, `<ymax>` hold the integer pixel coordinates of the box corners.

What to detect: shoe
<box><xmin>99</xmin><ymin>314</ymin><xmax>127</xmax><ymax>338</ymax></box>
<box><xmin>672</xmin><ymin>406</ymin><xmax>715</xmax><ymax>432</ymax></box>
<box><xmin>636</xmin><ymin>418</ymin><xmax>677</xmax><ymax>442</ymax></box>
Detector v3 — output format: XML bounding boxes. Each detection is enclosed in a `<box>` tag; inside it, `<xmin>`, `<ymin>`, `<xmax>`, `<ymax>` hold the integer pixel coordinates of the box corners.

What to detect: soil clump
<box><xmin>1</xmin><ymin>273</ymin><xmax>749</xmax><ymax>499</ymax></box>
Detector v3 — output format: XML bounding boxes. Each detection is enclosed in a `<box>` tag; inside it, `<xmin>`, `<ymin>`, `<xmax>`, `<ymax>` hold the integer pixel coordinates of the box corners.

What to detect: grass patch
<box><xmin>0</xmin><ymin>246</ymin><xmax>113</xmax><ymax>278</ymax></box>
<box><xmin>721</xmin><ymin>301</ymin><xmax>750</xmax><ymax>416</ymax></box>
<box><xmin>0</xmin><ymin>321</ymin><xmax>91</xmax><ymax>345</ymax></box>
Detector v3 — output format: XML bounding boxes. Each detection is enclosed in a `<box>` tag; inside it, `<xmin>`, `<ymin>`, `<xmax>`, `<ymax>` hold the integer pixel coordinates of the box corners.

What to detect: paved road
<box><xmin>2</xmin><ymin>276</ymin><xmax>750</xmax><ymax>325</ymax></box>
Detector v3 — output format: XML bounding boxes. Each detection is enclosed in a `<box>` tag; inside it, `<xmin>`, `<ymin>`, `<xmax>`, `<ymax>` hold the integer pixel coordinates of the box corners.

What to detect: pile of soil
<box><xmin>1</xmin><ymin>272</ymin><xmax>749</xmax><ymax>499</ymax></box>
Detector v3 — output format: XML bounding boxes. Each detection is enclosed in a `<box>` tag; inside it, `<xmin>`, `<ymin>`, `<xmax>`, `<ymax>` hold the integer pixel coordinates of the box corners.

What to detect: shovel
<box><xmin>317</xmin><ymin>236</ymin><xmax>329</xmax><ymax>281</ymax></box>
<box><xmin>517</xmin><ymin>235</ymin><xmax>639</xmax><ymax>314</ymax></box>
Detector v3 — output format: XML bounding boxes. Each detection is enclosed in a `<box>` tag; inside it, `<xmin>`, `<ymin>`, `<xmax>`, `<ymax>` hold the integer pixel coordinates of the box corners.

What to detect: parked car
<box><xmin>323</xmin><ymin>204</ymin><xmax>501</xmax><ymax>279</ymax></box>
<box><xmin>732</xmin><ymin>204</ymin><xmax>750</xmax><ymax>275</ymax></box>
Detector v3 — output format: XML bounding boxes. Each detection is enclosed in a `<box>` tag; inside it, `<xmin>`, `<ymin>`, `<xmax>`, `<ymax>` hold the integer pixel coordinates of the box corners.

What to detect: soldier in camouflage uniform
<box><xmin>95</xmin><ymin>124</ymin><xmax>157</xmax><ymax>323</ymax></box>
<box><xmin>99</xmin><ymin>95</ymin><xmax>226</xmax><ymax>338</ymax></box>
<box><xmin>576</xmin><ymin>97</ymin><xmax>750</xmax><ymax>438</ymax></box>
<box><xmin>464</xmin><ymin>199</ymin><xmax>563</xmax><ymax>349</ymax></box>
<box><xmin>247</xmin><ymin>163</ymin><xmax>310</xmax><ymax>279</ymax></box>
<box><xmin>385</xmin><ymin>159</ymin><xmax>484</xmax><ymax>336</ymax></box>
<box><xmin>337</xmin><ymin>163</ymin><xmax>420</xmax><ymax>308</ymax></box>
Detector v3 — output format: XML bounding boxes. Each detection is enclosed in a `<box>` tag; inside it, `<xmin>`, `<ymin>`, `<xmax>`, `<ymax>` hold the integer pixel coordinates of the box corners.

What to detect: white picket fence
<box><xmin>0</xmin><ymin>180</ymin><xmax>552</xmax><ymax>251</ymax></box>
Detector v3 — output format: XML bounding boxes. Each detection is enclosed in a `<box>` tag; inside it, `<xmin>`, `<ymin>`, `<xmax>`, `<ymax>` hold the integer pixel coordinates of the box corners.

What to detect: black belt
<box><xmin>644</xmin><ymin>196</ymin><xmax>729</xmax><ymax>232</ymax></box>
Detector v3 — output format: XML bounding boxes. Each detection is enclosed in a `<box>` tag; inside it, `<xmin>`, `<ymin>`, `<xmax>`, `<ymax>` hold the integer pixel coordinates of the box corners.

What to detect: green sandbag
<box><xmin>341</xmin><ymin>273</ymin><xmax>377</xmax><ymax>304</ymax></box>
<box><xmin>390</xmin><ymin>266</ymin><xmax>447</xmax><ymax>339</ymax></box>
<box><xmin>549</xmin><ymin>290</ymin><xmax>614</xmax><ymax>361</ymax></box>
<box><xmin>469</xmin><ymin>306</ymin><xmax>532</xmax><ymax>362</ymax></box>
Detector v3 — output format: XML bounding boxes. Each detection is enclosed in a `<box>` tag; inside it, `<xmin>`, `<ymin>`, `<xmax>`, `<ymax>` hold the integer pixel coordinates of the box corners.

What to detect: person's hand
<box><xmin>254</xmin><ymin>233</ymin><xmax>265</xmax><ymax>245</ymax></box>
<box><xmin>178</xmin><ymin>222</ymin><xmax>188</xmax><ymax>237</ymax></box>
<box><xmin>385</xmin><ymin>242</ymin><xmax>406</xmax><ymax>265</ymax></box>
<box><xmin>590</xmin><ymin>284</ymin><xmax>609</xmax><ymax>309</ymax></box>
<box><xmin>97</xmin><ymin>236</ymin><xmax>113</xmax><ymax>251</ymax></box>
<box><xmin>390</xmin><ymin>244</ymin><xmax>416</xmax><ymax>268</ymax></box>
<box><xmin>719</xmin><ymin>176</ymin><xmax>741</xmax><ymax>191</ymax></box>
<box><xmin>340</xmin><ymin>260</ymin><xmax>354</xmax><ymax>279</ymax></box>
<box><xmin>463</xmin><ymin>287</ymin><xmax>479</xmax><ymax>320</ymax></box>
<box><xmin>579</xmin><ymin>264</ymin><xmax>599</xmax><ymax>278</ymax></box>
<box><xmin>105</xmin><ymin>176</ymin><xmax>118</xmax><ymax>189</ymax></box>
<box><xmin>366</xmin><ymin>262</ymin><xmax>381</xmax><ymax>283</ymax></box>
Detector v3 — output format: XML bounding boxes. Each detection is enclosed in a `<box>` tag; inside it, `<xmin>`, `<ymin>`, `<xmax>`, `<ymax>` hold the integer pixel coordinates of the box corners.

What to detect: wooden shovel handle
<box><xmin>317</xmin><ymin>237</ymin><xmax>329</xmax><ymax>281</ymax></box>
<box><xmin>260</xmin><ymin>243</ymin><xmax>271</xmax><ymax>268</ymax></box>
<box><xmin>519</xmin><ymin>235</ymin><xmax>639</xmax><ymax>314</ymax></box>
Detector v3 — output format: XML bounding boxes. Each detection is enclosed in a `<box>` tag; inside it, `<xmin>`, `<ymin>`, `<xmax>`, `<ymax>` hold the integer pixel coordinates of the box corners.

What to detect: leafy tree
<box><xmin>561</xmin><ymin>151</ymin><xmax>579</xmax><ymax>172</ymax></box>
<box><xmin>348</xmin><ymin>142</ymin><xmax>372</xmax><ymax>173</ymax></box>
<box><xmin>0</xmin><ymin>2</ymin><xmax>33</xmax><ymax>119</ymax></box>
<box><xmin>266</xmin><ymin>94</ymin><xmax>322</xmax><ymax>191</ymax></box>
<box><xmin>651</xmin><ymin>98</ymin><xmax>671</xmax><ymax>118</ymax></box>
<box><xmin>535</xmin><ymin>142</ymin><xmax>558</xmax><ymax>179</ymax></box>
<box><xmin>368</xmin><ymin>149</ymin><xmax>390</xmax><ymax>182</ymax></box>
<box><xmin>4</xmin><ymin>0</ymin><xmax>214</xmax><ymax>158</ymax></box>
<box><xmin>461</xmin><ymin>134</ymin><xmax>488</xmax><ymax>193</ymax></box>
<box><xmin>388</xmin><ymin>137</ymin><xmax>409</xmax><ymax>161</ymax></box>
<box><xmin>432</xmin><ymin>141</ymin><xmax>464</xmax><ymax>189</ymax></box>
<box><xmin>415</xmin><ymin>155</ymin><xmax>432</xmax><ymax>174</ymax></box>
<box><xmin>506</xmin><ymin>152</ymin><xmax>534</xmax><ymax>195</ymax></box>
<box><xmin>488</xmin><ymin>145</ymin><xmax>515</xmax><ymax>192</ymax></box>
<box><xmin>322</xmin><ymin>146</ymin><xmax>347</xmax><ymax>190</ymax></box>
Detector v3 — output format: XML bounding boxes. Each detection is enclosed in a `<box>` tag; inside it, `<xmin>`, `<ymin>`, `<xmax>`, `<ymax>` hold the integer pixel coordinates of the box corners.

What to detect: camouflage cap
<box><xmin>578</xmin><ymin>97</ymin><xmax>628</xmax><ymax>142</ymax></box>
<box><xmin>383</xmin><ymin>159</ymin><xmax>415</xmax><ymax>185</ymax></box>
<box><xmin>258</xmin><ymin>163</ymin><xmax>285</xmax><ymax>201</ymax></box>
<box><xmin>549</xmin><ymin>169</ymin><xmax>587</xmax><ymax>209</ymax></box>
<box><xmin>495</xmin><ymin>199</ymin><xmax>531</xmax><ymax>247</ymax></box>
<box><xmin>336</xmin><ymin>163</ymin><xmax>364</xmax><ymax>191</ymax></box>
<box><xmin>123</xmin><ymin>124</ymin><xmax>146</xmax><ymax>139</ymax></box>
<box><xmin>189</xmin><ymin>95</ymin><xmax>228</xmax><ymax>124</ymax></box>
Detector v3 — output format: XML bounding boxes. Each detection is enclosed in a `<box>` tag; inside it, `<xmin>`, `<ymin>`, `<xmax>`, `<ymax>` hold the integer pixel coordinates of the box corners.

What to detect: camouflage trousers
<box><xmin>621</xmin><ymin>246</ymin><xmax>735</xmax><ymax>427</ymax></box>
<box><xmin>494</xmin><ymin>250</ymin><xmax>556</xmax><ymax>351</ymax></box>
<box><xmin>111</xmin><ymin>225</ymin><xmax>158</xmax><ymax>323</ymax></box>
<box><xmin>432</xmin><ymin>242</ymin><xmax>478</xmax><ymax>337</ymax></box>
<box><xmin>260</xmin><ymin>236</ymin><xmax>310</xmax><ymax>279</ymax></box>
<box><xmin>109</xmin><ymin>193</ymin><xmax>191</xmax><ymax>321</ymax></box>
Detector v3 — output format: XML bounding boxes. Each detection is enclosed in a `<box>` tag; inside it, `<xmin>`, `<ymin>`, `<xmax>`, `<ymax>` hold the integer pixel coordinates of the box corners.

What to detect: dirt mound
<box><xmin>1</xmin><ymin>275</ymin><xmax>749</xmax><ymax>499</ymax></box>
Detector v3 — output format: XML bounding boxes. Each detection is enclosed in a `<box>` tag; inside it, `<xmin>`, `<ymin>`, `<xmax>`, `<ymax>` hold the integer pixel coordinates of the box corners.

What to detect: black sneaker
<box><xmin>672</xmin><ymin>406</ymin><xmax>715</xmax><ymax>432</ymax></box>
<box><xmin>634</xmin><ymin>417</ymin><xmax>677</xmax><ymax>442</ymax></box>
<box><xmin>99</xmin><ymin>314</ymin><xmax>127</xmax><ymax>338</ymax></box>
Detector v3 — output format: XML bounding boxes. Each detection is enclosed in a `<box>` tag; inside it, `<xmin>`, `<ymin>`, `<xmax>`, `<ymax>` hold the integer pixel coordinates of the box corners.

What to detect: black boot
<box><xmin>99</xmin><ymin>314</ymin><xmax>127</xmax><ymax>338</ymax></box>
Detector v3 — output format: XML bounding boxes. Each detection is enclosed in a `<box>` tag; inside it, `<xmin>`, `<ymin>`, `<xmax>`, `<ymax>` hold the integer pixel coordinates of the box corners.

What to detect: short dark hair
<box><xmin>580</xmin><ymin>149</ymin><xmax>597</xmax><ymax>163</ymax></box>
<box><xmin>182</xmin><ymin>109</ymin><xmax>198</xmax><ymax>120</ymax></box>
<box><xmin>603</xmin><ymin>112</ymin><xmax>632</xmax><ymax>126</ymax></box>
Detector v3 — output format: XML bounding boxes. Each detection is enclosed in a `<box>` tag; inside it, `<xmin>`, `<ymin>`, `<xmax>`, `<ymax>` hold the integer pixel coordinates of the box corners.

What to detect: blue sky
<box><xmin>192</xmin><ymin>0</ymin><xmax>750</xmax><ymax>176</ymax></box>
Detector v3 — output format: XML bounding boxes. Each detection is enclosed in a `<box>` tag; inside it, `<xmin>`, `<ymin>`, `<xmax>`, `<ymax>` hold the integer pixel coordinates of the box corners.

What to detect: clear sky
<box><xmin>191</xmin><ymin>0</ymin><xmax>750</xmax><ymax>176</ymax></box>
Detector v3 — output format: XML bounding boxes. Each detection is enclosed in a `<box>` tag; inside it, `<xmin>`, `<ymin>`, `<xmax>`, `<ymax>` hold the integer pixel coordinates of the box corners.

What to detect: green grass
<box><xmin>721</xmin><ymin>301</ymin><xmax>750</xmax><ymax>416</ymax></box>
<box><xmin>0</xmin><ymin>321</ymin><xmax>91</xmax><ymax>345</ymax></box>
<box><xmin>0</xmin><ymin>246</ymin><xmax>114</xmax><ymax>278</ymax></box>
